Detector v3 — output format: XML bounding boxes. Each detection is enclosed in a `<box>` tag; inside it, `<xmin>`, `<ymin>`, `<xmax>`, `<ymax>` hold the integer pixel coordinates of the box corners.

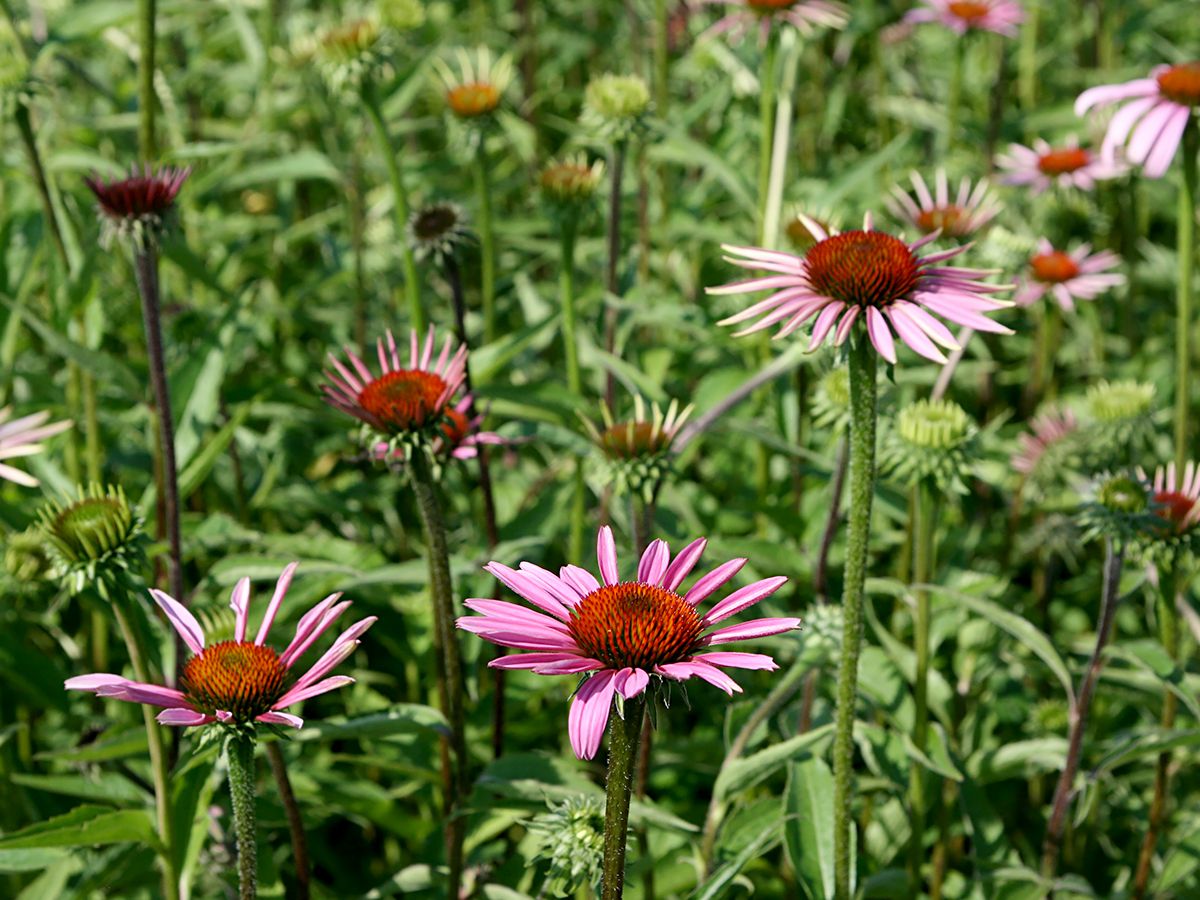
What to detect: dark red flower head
<box><xmin>83</xmin><ymin>165</ymin><xmax>190</xmax><ymax>235</ymax></box>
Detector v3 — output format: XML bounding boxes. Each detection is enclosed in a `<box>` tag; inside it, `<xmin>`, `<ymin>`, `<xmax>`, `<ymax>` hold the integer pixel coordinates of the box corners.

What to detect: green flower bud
<box><xmin>527</xmin><ymin>795</ymin><xmax>605</xmax><ymax>896</ymax></box>
<box><xmin>540</xmin><ymin>154</ymin><xmax>605</xmax><ymax>207</ymax></box>
<box><xmin>1081</xmin><ymin>380</ymin><xmax>1157</xmax><ymax>468</ymax></box>
<box><xmin>583</xmin><ymin>73</ymin><xmax>650</xmax><ymax>142</ymax></box>
<box><xmin>38</xmin><ymin>484</ymin><xmax>146</xmax><ymax>595</ymax></box>
<box><xmin>884</xmin><ymin>399</ymin><xmax>977</xmax><ymax>491</ymax></box>
<box><xmin>4</xmin><ymin>528</ymin><xmax>52</xmax><ymax>582</ymax></box>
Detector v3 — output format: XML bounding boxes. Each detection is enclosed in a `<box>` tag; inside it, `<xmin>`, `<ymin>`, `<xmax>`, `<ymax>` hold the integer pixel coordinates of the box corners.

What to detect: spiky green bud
<box><xmin>526</xmin><ymin>795</ymin><xmax>606</xmax><ymax>896</ymax></box>
<box><xmin>38</xmin><ymin>484</ymin><xmax>146</xmax><ymax>595</ymax></box>
<box><xmin>884</xmin><ymin>399</ymin><xmax>977</xmax><ymax>491</ymax></box>
<box><xmin>582</xmin><ymin>73</ymin><xmax>650</xmax><ymax>142</ymax></box>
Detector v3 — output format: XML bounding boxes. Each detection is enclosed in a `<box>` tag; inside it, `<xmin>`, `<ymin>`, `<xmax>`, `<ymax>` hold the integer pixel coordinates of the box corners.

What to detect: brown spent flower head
<box><xmin>84</xmin><ymin>165</ymin><xmax>190</xmax><ymax>245</ymax></box>
<box><xmin>540</xmin><ymin>154</ymin><xmax>605</xmax><ymax>206</ymax></box>
<box><xmin>406</xmin><ymin>201</ymin><xmax>471</xmax><ymax>262</ymax></box>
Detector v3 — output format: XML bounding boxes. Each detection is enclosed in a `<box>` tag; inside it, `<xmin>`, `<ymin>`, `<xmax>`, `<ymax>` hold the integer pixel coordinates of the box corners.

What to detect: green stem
<box><xmin>409</xmin><ymin>450</ymin><xmax>467</xmax><ymax>897</ymax></box>
<box><xmin>112</xmin><ymin>600</ymin><xmax>178</xmax><ymax>900</ymax></box>
<box><xmin>833</xmin><ymin>334</ymin><xmax>878</xmax><ymax>900</ymax></box>
<box><xmin>362</xmin><ymin>84</ymin><xmax>424</xmax><ymax>333</ymax></box>
<box><xmin>601</xmin><ymin>694</ymin><xmax>646</xmax><ymax>900</ymax></box>
<box><xmin>137</xmin><ymin>0</ymin><xmax>157</xmax><ymax>160</ymax></box>
<box><xmin>908</xmin><ymin>479</ymin><xmax>938</xmax><ymax>891</ymax></box>
<box><xmin>653</xmin><ymin>0</ymin><xmax>668</xmax><ymax>116</ymax></box>
<box><xmin>1174</xmin><ymin>122</ymin><xmax>1197</xmax><ymax>476</ymax></box>
<box><xmin>560</xmin><ymin>218</ymin><xmax>581</xmax><ymax>394</ymax></box>
<box><xmin>762</xmin><ymin>27</ymin><xmax>799</xmax><ymax>250</ymax></box>
<box><xmin>1017</xmin><ymin>0</ymin><xmax>1038</xmax><ymax>115</ymax></box>
<box><xmin>474</xmin><ymin>144</ymin><xmax>497</xmax><ymax>343</ymax></box>
<box><xmin>1132</xmin><ymin>570</ymin><xmax>1182</xmax><ymax>899</ymax></box>
<box><xmin>14</xmin><ymin>102</ymin><xmax>69</xmax><ymax>267</ymax></box>
<box><xmin>756</xmin><ymin>33</ymin><xmax>777</xmax><ymax>244</ymax></box>
<box><xmin>226</xmin><ymin>732</ymin><xmax>258</xmax><ymax>900</ymax></box>
<box><xmin>942</xmin><ymin>40</ymin><xmax>966</xmax><ymax>156</ymax></box>
<box><xmin>570</xmin><ymin>460</ymin><xmax>586</xmax><ymax>563</ymax></box>
<box><xmin>264</xmin><ymin>742</ymin><xmax>310</xmax><ymax>900</ymax></box>
<box><xmin>1041</xmin><ymin>538</ymin><xmax>1124</xmax><ymax>880</ymax></box>
<box><xmin>603</xmin><ymin>140</ymin><xmax>627</xmax><ymax>408</ymax></box>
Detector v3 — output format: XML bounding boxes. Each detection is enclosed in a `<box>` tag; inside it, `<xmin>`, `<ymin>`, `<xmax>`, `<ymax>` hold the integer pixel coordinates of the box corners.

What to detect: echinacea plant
<box><xmin>708</xmin><ymin>211</ymin><xmax>1010</xmax><ymax>899</ymax></box>
<box><xmin>458</xmin><ymin>526</ymin><xmax>796</xmax><ymax>899</ymax></box>
<box><xmin>997</xmin><ymin>136</ymin><xmax>1126</xmax><ymax>193</ymax></box>
<box><xmin>886</xmin><ymin>169</ymin><xmax>1003</xmax><ymax>240</ymax></box>
<box><xmin>696</xmin><ymin>0</ymin><xmax>847</xmax><ymax>45</ymax></box>
<box><xmin>84</xmin><ymin>165</ymin><xmax>190</xmax><ymax>605</ymax></box>
<box><xmin>1077</xmin><ymin>63</ymin><xmax>1199</xmax><ymax>472</ymax></box>
<box><xmin>67</xmin><ymin>564</ymin><xmax>373</xmax><ymax>900</ymax></box>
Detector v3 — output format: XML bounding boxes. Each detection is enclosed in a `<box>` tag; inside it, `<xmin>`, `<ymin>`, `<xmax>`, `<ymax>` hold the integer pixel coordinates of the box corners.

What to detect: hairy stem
<box><xmin>833</xmin><ymin>334</ymin><xmax>878</xmax><ymax>900</ymax></box>
<box><xmin>133</xmin><ymin>245</ymin><xmax>185</xmax><ymax>610</ymax></box>
<box><xmin>137</xmin><ymin>0</ymin><xmax>157</xmax><ymax>160</ymax></box>
<box><xmin>1041</xmin><ymin>538</ymin><xmax>1124</xmax><ymax>879</ymax></box>
<box><xmin>603</xmin><ymin>140</ymin><xmax>627</xmax><ymax>408</ymax></box>
<box><xmin>226</xmin><ymin>732</ymin><xmax>258</xmax><ymax>900</ymax></box>
<box><xmin>409</xmin><ymin>451</ymin><xmax>467</xmax><ymax>897</ymax></box>
<box><xmin>474</xmin><ymin>144</ymin><xmax>498</xmax><ymax>343</ymax></box>
<box><xmin>601</xmin><ymin>695</ymin><xmax>646</xmax><ymax>900</ymax></box>
<box><xmin>560</xmin><ymin>218</ymin><xmax>582</xmax><ymax>395</ymax></box>
<box><xmin>908</xmin><ymin>479</ymin><xmax>938</xmax><ymax>891</ymax></box>
<box><xmin>1174</xmin><ymin>122</ymin><xmax>1197</xmax><ymax>475</ymax></box>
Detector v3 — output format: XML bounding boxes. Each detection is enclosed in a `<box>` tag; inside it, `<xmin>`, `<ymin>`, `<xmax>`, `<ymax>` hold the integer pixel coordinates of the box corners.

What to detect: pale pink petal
<box><xmin>613</xmin><ymin>667</ymin><xmax>650</xmax><ymax>699</ymax></box>
<box><xmin>149</xmin><ymin>589</ymin><xmax>205</xmax><ymax>655</ymax></box>
<box><xmin>657</xmin><ymin>660</ymin><xmax>742</xmax><ymax>695</ymax></box>
<box><xmin>257</xmin><ymin>711</ymin><xmax>304</xmax><ymax>728</ymax></box>
<box><xmin>637</xmin><ymin>540</ymin><xmax>670</xmax><ymax>584</ymax></box>
<box><xmin>558</xmin><ymin>564</ymin><xmax>601</xmax><ymax>598</ymax></box>
<box><xmin>866</xmin><ymin>307</ymin><xmax>896</xmax><ymax>363</ymax></box>
<box><xmin>704</xmin><ymin>616</ymin><xmax>803</xmax><ymax>645</ymax></box>
<box><xmin>684</xmin><ymin>557</ymin><xmax>747</xmax><ymax>606</ymax></box>
<box><xmin>276</xmin><ymin>675</ymin><xmax>355</xmax><ymax>708</ymax></box>
<box><xmin>229</xmin><ymin>577</ymin><xmax>251</xmax><ymax>643</ymax></box>
<box><xmin>486</xmin><ymin>562</ymin><xmax>572</xmax><ymax>621</ymax></box>
<box><xmin>702</xmin><ymin>576</ymin><xmax>789</xmax><ymax>626</ymax></box>
<box><xmin>255</xmin><ymin>562</ymin><xmax>299</xmax><ymax>645</ymax></box>
<box><xmin>693</xmin><ymin>651</ymin><xmax>779</xmax><ymax>670</ymax></box>
<box><xmin>597</xmin><ymin>526</ymin><xmax>620</xmax><ymax>585</ymax></box>
<box><xmin>487</xmin><ymin>652</ymin><xmax>587</xmax><ymax>669</ymax></box>
<box><xmin>157</xmin><ymin>708</ymin><xmax>214</xmax><ymax>726</ymax></box>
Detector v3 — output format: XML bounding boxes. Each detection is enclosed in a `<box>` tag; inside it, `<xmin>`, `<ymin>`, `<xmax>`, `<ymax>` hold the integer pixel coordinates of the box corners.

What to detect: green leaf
<box><xmin>690</xmin><ymin>818</ymin><xmax>782</xmax><ymax>900</ymax></box>
<box><xmin>712</xmin><ymin>724</ymin><xmax>834</xmax><ymax>803</ymax></box>
<box><xmin>784</xmin><ymin>757</ymin><xmax>837</xmax><ymax>900</ymax></box>
<box><xmin>9</xmin><ymin>773</ymin><xmax>146</xmax><ymax>806</ymax></box>
<box><xmin>221</xmin><ymin>150</ymin><xmax>343</xmax><ymax>191</ymax></box>
<box><xmin>295</xmin><ymin>706</ymin><xmax>450</xmax><ymax>742</ymax></box>
<box><xmin>1093</xmin><ymin>729</ymin><xmax>1200</xmax><ymax>776</ymax></box>
<box><xmin>0</xmin><ymin>805</ymin><xmax>159</xmax><ymax>851</ymax></box>
<box><xmin>0</xmin><ymin>849</ymin><xmax>70</xmax><ymax>873</ymax></box>
<box><xmin>925</xmin><ymin>585</ymin><xmax>1075</xmax><ymax>704</ymax></box>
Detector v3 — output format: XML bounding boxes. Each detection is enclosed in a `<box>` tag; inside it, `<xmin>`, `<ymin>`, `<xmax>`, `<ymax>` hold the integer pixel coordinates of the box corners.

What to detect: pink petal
<box><xmin>865</xmin><ymin>307</ymin><xmax>896</xmax><ymax>364</ymax></box>
<box><xmin>97</xmin><ymin>681</ymin><xmax>189</xmax><ymax>708</ymax></box>
<box><xmin>597</xmin><ymin>527</ymin><xmax>619</xmax><ymax>586</ymax></box>
<box><xmin>65</xmin><ymin>673</ymin><xmax>127</xmax><ymax>691</ymax></box>
<box><xmin>229</xmin><ymin>577</ymin><xmax>251</xmax><ymax>643</ymax></box>
<box><xmin>487</xmin><ymin>652</ymin><xmax>587</xmax><ymax>669</ymax></box>
<box><xmin>637</xmin><ymin>540</ymin><xmax>670</xmax><ymax>584</ymax></box>
<box><xmin>693</xmin><ymin>651</ymin><xmax>779</xmax><ymax>670</ymax></box>
<box><xmin>704</xmin><ymin>616</ymin><xmax>803</xmax><ymax>645</ymax></box>
<box><xmin>486</xmin><ymin>562</ymin><xmax>572</xmax><ymax>621</ymax></box>
<box><xmin>657</xmin><ymin>660</ymin><xmax>742</xmax><ymax>695</ymax></box>
<box><xmin>614</xmin><ymin>667</ymin><xmax>650</xmax><ymax>699</ymax></box>
<box><xmin>1142</xmin><ymin>105</ymin><xmax>1190</xmax><ymax>178</ymax></box>
<box><xmin>149</xmin><ymin>589</ymin><xmax>205</xmax><ymax>655</ymax></box>
<box><xmin>279</xmin><ymin>594</ymin><xmax>346</xmax><ymax>666</ymax></box>
<box><xmin>568</xmin><ymin>670</ymin><xmax>617</xmax><ymax>760</ymax></box>
<box><xmin>157</xmin><ymin>708</ymin><xmax>213</xmax><ymax>726</ymax></box>
<box><xmin>702</xmin><ymin>576</ymin><xmax>789</xmax><ymax>626</ymax></box>
<box><xmin>532</xmin><ymin>657</ymin><xmax>606</xmax><ymax>675</ymax></box>
<box><xmin>257</xmin><ymin>711</ymin><xmax>304</xmax><ymax>728</ymax></box>
<box><xmin>559</xmin><ymin>564</ymin><xmax>600</xmax><ymax>597</ymax></box>
<box><xmin>255</xmin><ymin>562</ymin><xmax>299</xmax><ymax>645</ymax></box>
<box><xmin>662</xmin><ymin>538</ymin><xmax>707</xmax><ymax>591</ymax></box>
<box><xmin>276</xmin><ymin>675</ymin><xmax>355</xmax><ymax>708</ymax></box>
<box><xmin>684</xmin><ymin>557</ymin><xmax>747</xmax><ymax>606</ymax></box>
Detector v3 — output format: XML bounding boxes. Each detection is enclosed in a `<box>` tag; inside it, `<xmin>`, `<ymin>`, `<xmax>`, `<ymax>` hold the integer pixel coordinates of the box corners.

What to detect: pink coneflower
<box><xmin>1076</xmin><ymin>63</ymin><xmax>1200</xmax><ymax>179</ymax></box>
<box><xmin>1142</xmin><ymin>461</ymin><xmax>1200</xmax><ymax>536</ymax></box>
<box><xmin>83</xmin><ymin>166</ymin><xmax>190</xmax><ymax>240</ymax></box>
<box><xmin>886</xmin><ymin>169</ymin><xmax>1002</xmax><ymax>238</ymax></box>
<box><xmin>996</xmin><ymin>137</ymin><xmax>1126</xmax><ymax>193</ymax></box>
<box><xmin>373</xmin><ymin>398</ymin><xmax>503</xmax><ymax>462</ymax></box>
<box><xmin>0</xmin><ymin>407</ymin><xmax>71</xmax><ymax>488</ymax></box>
<box><xmin>323</xmin><ymin>327</ymin><xmax>469</xmax><ymax>438</ymax></box>
<box><xmin>1014</xmin><ymin>240</ymin><xmax>1124</xmax><ymax>311</ymax></box>
<box><xmin>709</xmin><ymin>213</ymin><xmax>1012</xmax><ymax>365</ymax></box>
<box><xmin>458</xmin><ymin>526</ymin><xmax>798</xmax><ymax>759</ymax></box>
<box><xmin>66</xmin><ymin>563</ymin><xmax>374</xmax><ymax>728</ymax></box>
<box><xmin>904</xmin><ymin>0</ymin><xmax>1024</xmax><ymax>37</ymax></box>
<box><xmin>1012</xmin><ymin>409</ymin><xmax>1078</xmax><ymax>476</ymax></box>
<box><xmin>696</xmin><ymin>0</ymin><xmax>847</xmax><ymax>44</ymax></box>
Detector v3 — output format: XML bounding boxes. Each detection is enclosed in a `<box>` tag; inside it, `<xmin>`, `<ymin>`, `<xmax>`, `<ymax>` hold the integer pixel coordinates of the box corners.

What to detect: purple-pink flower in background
<box><xmin>1015</xmin><ymin>240</ymin><xmax>1124</xmax><ymax>311</ymax></box>
<box><xmin>696</xmin><ymin>0</ymin><xmax>847</xmax><ymax>44</ymax></box>
<box><xmin>1012</xmin><ymin>409</ymin><xmax>1078</xmax><ymax>476</ymax></box>
<box><xmin>66</xmin><ymin>563</ymin><xmax>375</xmax><ymax>728</ymax></box>
<box><xmin>0</xmin><ymin>407</ymin><xmax>71</xmax><ymax>488</ymax></box>
<box><xmin>886</xmin><ymin>169</ymin><xmax>1002</xmax><ymax>239</ymax></box>
<box><xmin>996</xmin><ymin>137</ymin><xmax>1126</xmax><ymax>193</ymax></box>
<box><xmin>1076</xmin><ymin>62</ymin><xmax>1200</xmax><ymax>179</ymax></box>
<box><xmin>457</xmin><ymin>526</ymin><xmax>798</xmax><ymax>759</ymax></box>
<box><xmin>904</xmin><ymin>0</ymin><xmax>1024</xmax><ymax>37</ymax></box>
<box><xmin>709</xmin><ymin>213</ymin><xmax>1012</xmax><ymax>365</ymax></box>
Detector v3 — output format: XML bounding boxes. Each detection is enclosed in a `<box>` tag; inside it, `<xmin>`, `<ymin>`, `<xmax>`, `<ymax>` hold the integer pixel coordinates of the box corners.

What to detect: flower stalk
<box><xmin>132</xmin><ymin>243</ymin><xmax>184</xmax><ymax>608</ymax></box>
<box><xmin>1132</xmin><ymin>570</ymin><xmax>1182</xmax><ymax>899</ymax></box>
<box><xmin>1174</xmin><ymin>121</ymin><xmax>1197</xmax><ymax>475</ymax></box>
<box><xmin>560</xmin><ymin>216</ymin><xmax>582</xmax><ymax>395</ymax></box>
<box><xmin>1041</xmin><ymin>537</ymin><xmax>1125</xmax><ymax>879</ymax></box>
<box><xmin>137</xmin><ymin>0</ymin><xmax>157</xmax><ymax>160</ymax></box>
<box><xmin>833</xmin><ymin>333</ymin><xmax>878</xmax><ymax>900</ymax></box>
<box><xmin>362</xmin><ymin>84</ymin><xmax>424</xmax><ymax>333</ymax></box>
<box><xmin>908</xmin><ymin>478</ymin><xmax>938</xmax><ymax>890</ymax></box>
<box><xmin>226</xmin><ymin>731</ymin><xmax>259</xmax><ymax>900</ymax></box>
<box><xmin>264</xmin><ymin>742</ymin><xmax>310</xmax><ymax>900</ymax></box>
<box><xmin>474</xmin><ymin>144</ymin><xmax>498</xmax><ymax>343</ymax></box>
<box><xmin>601</xmin><ymin>694</ymin><xmax>646</xmax><ymax>900</ymax></box>
<box><xmin>603</xmin><ymin>140</ymin><xmax>627</xmax><ymax>407</ymax></box>
<box><xmin>409</xmin><ymin>449</ymin><xmax>467</xmax><ymax>896</ymax></box>
<box><xmin>942</xmin><ymin>39</ymin><xmax>966</xmax><ymax>155</ymax></box>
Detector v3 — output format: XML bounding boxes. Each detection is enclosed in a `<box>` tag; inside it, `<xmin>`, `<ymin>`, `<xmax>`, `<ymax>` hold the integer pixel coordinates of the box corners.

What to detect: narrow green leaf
<box><xmin>0</xmin><ymin>805</ymin><xmax>159</xmax><ymax>851</ymax></box>
<box><xmin>713</xmin><ymin>724</ymin><xmax>834</xmax><ymax>803</ymax></box>
<box><xmin>784</xmin><ymin>758</ymin><xmax>837</xmax><ymax>900</ymax></box>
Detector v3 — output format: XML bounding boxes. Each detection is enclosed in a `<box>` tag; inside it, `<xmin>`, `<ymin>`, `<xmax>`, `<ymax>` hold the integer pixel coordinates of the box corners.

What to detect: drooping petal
<box><xmin>157</xmin><ymin>708</ymin><xmax>214</xmax><ymax>726</ymax></box>
<box><xmin>613</xmin><ymin>667</ymin><xmax>650</xmax><ymax>699</ymax></box>
<box><xmin>692</xmin><ymin>651</ymin><xmax>779</xmax><ymax>670</ymax></box>
<box><xmin>657</xmin><ymin>660</ymin><xmax>742</xmax><ymax>695</ymax></box>
<box><xmin>257</xmin><ymin>711</ymin><xmax>304</xmax><ymax>728</ymax></box>
<box><xmin>568</xmin><ymin>670</ymin><xmax>618</xmax><ymax>760</ymax></box>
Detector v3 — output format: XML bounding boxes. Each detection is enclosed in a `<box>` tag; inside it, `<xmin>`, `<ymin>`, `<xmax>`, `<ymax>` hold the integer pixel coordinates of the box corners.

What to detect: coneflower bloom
<box><xmin>66</xmin><ymin>563</ymin><xmax>374</xmax><ymax>728</ymax></box>
<box><xmin>458</xmin><ymin>526</ymin><xmax>798</xmax><ymax>759</ymax></box>
<box><xmin>1014</xmin><ymin>240</ymin><xmax>1124</xmax><ymax>311</ymax></box>
<box><xmin>373</xmin><ymin>397</ymin><xmax>503</xmax><ymax>463</ymax></box>
<box><xmin>323</xmin><ymin>327</ymin><xmax>468</xmax><ymax>440</ymax></box>
<box><xmin>581</xmin><ymin>394</ymin><xmax>693</xmax><ymax>462</ymax></box>
<box><xmin>1012</xmin><ymin>409</ymin><xmax>1078</xmax><ymax>476</ymax></box>
<box><xmin>696</xmin><ymin>0</ymin><xmax>848</xmax><ymax>43</ymax></box>
<box><xmin>886</xmin><ymin>169</ymin><xmax>1002</xmax><ymax>239</ymax></box>
<box><xmin>709</xmin><ymin>213</ymin><xmax>1012</xmax><ymax>365</ymax></box>
<box><xmin>433</xmin><ymin>47</ymin><xmax>514</xmax><ymax>120</ymax></box>
<box><xmin>1076</xmin><ymin>63</ymin><xmax>1200</xmax><ymax>179</ymax></box>
<box><xmin>904</xmin><ymin>0</ymin><xmax>1024</xmax><ymax>37</ymax></box>
<box><xmin>83</xmin><ymin>165</ymin><xmax>190</xmax><ymax>242</ymax></box>
<box><xmin>0</xmin><ymin>407</ymin><xmax>71</xmax><ymax>487</ymax></box>
<box><xmin>1142</xmin><ymin>461</ymin><xmax>1200</xmax><ymax>537</ymax></box>
<box><xmin>996</xmin><ymin>137</ymin><xmax>1125</xmax><ymax>193</ymax></box>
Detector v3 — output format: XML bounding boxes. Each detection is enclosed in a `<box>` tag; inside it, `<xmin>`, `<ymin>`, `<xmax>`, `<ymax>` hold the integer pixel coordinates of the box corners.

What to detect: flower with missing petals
<box><xmin>83</xmin><ymin>166</ymin><xmax>190</xmax><ymax>245</ymax></box>
<box><xmin>1012</xmin><ymin>408</ymin><xmax>1079</xmax><ymax>483</ymax></box>
<box><xmin>1014</xmin><ymin>240</ymin><xmax>1124</xmax><ymax>311</ymax></box>
<box><xmin>1076</xmin><ymin>62</ymin><xmax>1200</xmax><ymax>179</ymax></box>
<box><xmin>580</xmin><ymin>394</ymin><xmax>693</xmax><ymax>499</ymax></box>
<box><xmin>66</xmin><ymin>563</ymin><xmax>374</xmax><ymax>728</ymax></box>
<box><xmin>458</xmin><ymin>526</ymin><xmax>797</xmax><ymax>759</ymax></box>
<box><xmin>904</xmin><ymin>0</ymin><xmax>1024</xmax><ymax>37</ymax></box>
<box><xmin>540</xmin><ymin>155</ymin><xmax>605</xmax><ymax>208</ymax></box>
<box><xmin>996</xmin><ymin>137</ymin><xmax>1126</xmax><ymax>193</ymax></box>
<box><xmin>887</xmin><ymin>169</ymin><xmax>1002</xmax><ymax>239</ymax></box>
<box><xmin>709</xmin><ymin>213</ymin><xmax>1012</xmax><ymax>365</ymax></box>
<box><xmin>434</xmin><ymin>46</ymin><xmax>513</xmax><ymax>120</ymax></box>
<box><xmin>696</xmin><ymin>0</ymin><xmax>847</xmax><ymax>44</ymax></box>
<box><xmin>0</xmin><ymin>407</ymin><xmax>71</xmax><ymax>488</ymax></box>
<box><xmin>406</xmin><ymin>201</ymin><xmax>472</xmax><ymax>263</ymax></box>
